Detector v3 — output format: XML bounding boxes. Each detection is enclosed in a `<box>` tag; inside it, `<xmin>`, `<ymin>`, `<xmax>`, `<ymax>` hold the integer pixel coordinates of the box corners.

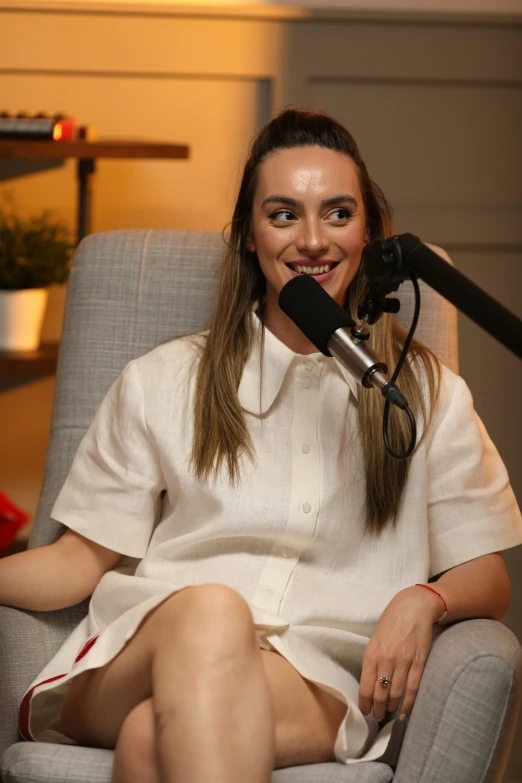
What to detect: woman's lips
<box><xmin>286</xmin><ymin>264</ymin><xmax>338</xmax><ymax>284</ymax></box>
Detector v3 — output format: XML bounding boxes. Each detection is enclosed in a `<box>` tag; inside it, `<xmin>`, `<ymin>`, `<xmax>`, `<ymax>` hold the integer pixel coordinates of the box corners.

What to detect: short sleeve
<box><xmin>51</xmin><ymin>360</ymin><xmax>165</xmax><ymax>558</ymax></box>
<box><xmin>427</xmin><ymin>370</ymin><xmax>522</xmax><ymax>577</ymax></box>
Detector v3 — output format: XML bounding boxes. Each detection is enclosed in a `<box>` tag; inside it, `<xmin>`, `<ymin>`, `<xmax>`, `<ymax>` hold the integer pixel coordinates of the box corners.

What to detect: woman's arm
<box><xmin>358</xmin><ymin>551</ymin><xmax>512</xmax><ymax>721</ymax></box>
<box><xmin>0</xmin><ymin>529</ymin><xmax>122</xmax><ymax>611</ymax></box>
<box><xmin>420</xmin><ymin>551</ymin><xmax>512</xmax><ymax>624</ymax></box>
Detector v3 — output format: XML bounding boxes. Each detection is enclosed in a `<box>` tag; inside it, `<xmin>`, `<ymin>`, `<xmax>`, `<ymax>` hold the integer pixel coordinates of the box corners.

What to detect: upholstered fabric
<box><xmin>393</xmin><ymin>619</ymin><xmax>522</xmax><ymax>782</ymax></box>
<box><xmin>1</xmin><ymin>744</ymin><xmax>395</xmax><ymax>783</ymax></box>
<box><xmin>1</xmin><ymin>230</ymin><xmax>519</xmax><ymax>783</ymax></box>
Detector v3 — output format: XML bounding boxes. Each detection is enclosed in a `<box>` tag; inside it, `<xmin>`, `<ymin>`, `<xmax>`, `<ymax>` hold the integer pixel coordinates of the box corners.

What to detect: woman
<box><xmin>3</xmin><ymin>109</ymin><xmax>521</xmax><ymax>783</ymax></box>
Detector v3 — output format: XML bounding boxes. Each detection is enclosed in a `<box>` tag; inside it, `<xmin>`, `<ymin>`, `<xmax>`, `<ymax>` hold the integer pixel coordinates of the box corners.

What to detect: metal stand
<box><xmin>76</xmin><ymin>158</ymin><xmax>96</xmax><ymax>243</ymax></box>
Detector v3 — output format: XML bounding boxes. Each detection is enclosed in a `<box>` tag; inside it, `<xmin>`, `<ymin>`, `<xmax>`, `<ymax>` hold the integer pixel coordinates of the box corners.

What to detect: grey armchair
<box><xmin>1</xmin><ymin>230</ymin><xmax>521</xmax><ymax>783</ymax></box>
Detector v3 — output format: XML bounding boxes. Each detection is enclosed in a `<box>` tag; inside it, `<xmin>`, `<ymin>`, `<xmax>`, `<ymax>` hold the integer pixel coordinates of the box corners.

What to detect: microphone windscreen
<box><xmin>278</xmin><ymin>274</ymin><xmax>354</xmax><ymax>355</ymax></box>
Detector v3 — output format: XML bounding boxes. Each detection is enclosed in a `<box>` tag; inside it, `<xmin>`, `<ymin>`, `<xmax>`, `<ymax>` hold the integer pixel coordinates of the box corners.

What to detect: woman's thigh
<box><xmin>259</xmin><ymin>648</ymin><xmax>347</xmax><ymax>767</ymax></box>
<box><xmin>61</xmin><ymin>585</ymin><xmax>347</xmax><ymax>765</ymax></box>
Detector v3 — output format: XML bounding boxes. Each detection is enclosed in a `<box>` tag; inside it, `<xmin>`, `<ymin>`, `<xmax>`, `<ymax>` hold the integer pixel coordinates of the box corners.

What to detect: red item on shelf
<box><xmin>0</xmin><ymin>116</ymin><xmax>77</xmax><ymax>141</ymax></box>
<box><xmin>0</xmin><ymin>491</ymin><xmax>30</xmax><ymax>551</ymax></box>
<box><xmin>52</xmin><ymin>118</ymin><xmax>76</xmax><ymax>141</ymax></box>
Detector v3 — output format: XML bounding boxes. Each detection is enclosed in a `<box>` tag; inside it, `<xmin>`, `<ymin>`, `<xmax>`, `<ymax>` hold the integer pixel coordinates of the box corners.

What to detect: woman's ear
<box><xmin>246</xmin><ymin>235</ymin><xmax>256</xmax><ymax>253</ymax></box>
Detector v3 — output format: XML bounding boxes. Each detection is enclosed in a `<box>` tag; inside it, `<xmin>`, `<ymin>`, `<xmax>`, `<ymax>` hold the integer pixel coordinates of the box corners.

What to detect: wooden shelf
<box><xmin>0</xmin><ymin>137</ymin><xmax>190</xmax><ymax>244</ymax></box>
<box><xmin>0</xmin><ymin>139</ymin><xmax>189</xmax><ymax>160</ymax></box>
<box><xmin>0</xmin><ymin>342</ymin><xmax>59</xmax><ymax>377</ymax></box>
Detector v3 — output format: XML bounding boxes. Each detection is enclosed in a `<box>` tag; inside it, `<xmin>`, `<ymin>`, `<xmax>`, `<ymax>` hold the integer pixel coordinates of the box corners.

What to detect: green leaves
<box><xmin>0</xmin><ymin>206</ymin><xmax>75</xmax><ymax>290</ymax></box>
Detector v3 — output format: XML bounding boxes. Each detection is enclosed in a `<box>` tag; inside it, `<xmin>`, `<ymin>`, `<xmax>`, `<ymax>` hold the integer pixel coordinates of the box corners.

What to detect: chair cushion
<box><xmin>1</xmin><ymin>742</ymin><xmax>393</xmax><ymax>783</ymax></box>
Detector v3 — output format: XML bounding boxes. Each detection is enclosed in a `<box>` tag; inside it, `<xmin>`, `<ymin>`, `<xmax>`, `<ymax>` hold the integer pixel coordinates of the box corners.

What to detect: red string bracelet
<box><xmin>415</xmin><ymin>583</ymin><xmax>448</xmax><ymax>624</ymax></box>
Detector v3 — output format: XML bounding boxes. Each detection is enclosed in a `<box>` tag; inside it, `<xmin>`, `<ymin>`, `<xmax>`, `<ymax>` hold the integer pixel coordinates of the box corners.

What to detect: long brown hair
<box><xmin>192</xmin><ymin>108</ymin><xmax>440</xmax><ymax>536</ymax></box>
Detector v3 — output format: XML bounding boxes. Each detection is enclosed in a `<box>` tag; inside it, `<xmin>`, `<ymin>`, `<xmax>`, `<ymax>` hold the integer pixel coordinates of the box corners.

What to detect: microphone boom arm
<box><xmin>362</xmin><ymin>233</ymin><xmax>522</xmax><ymax>360</ymax></box>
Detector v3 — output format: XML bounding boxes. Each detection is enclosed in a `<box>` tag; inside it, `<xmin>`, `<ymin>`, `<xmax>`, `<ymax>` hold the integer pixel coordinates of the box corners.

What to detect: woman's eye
<box><xmin>268</xmin><ymin>208</ymin><xmax>353</xmax><ymax>223</ymax></box>
<box><xmin>330</xmin><ymin>208</ymin><xmax>353</xmax><ymax>221</ymax></box>
<box><xmin>269</xmin><ymin>210</ymin><xmax>295</xmax><ymax>222</ymax></box>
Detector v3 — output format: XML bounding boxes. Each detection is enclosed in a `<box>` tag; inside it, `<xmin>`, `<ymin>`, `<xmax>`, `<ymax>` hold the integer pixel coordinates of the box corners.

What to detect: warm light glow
<box><xmin>52</xmin><ymin>124</ymin><xmax>63</xmax><ymax>140</ymax></box>
<box><xmin>48</xmin><ymin>0</ymin><xmax>271</xmax><ymax>4</ymax></box>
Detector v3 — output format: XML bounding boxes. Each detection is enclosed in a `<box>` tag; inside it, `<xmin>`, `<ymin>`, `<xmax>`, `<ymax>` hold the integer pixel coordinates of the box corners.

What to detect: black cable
<box><xmin>383</xmin><ymin>402</ymin><xmax>417</xmax><ymax>460</ymax></box>
<box><xmin>382</xmin><ymin>274</ymin><xmax>420</xmax><ymax>460</ymax></box>
<box><xmin>391</xmin><ymin>274</ymin><xmax>421</xmax><ymax>383</ymax></box>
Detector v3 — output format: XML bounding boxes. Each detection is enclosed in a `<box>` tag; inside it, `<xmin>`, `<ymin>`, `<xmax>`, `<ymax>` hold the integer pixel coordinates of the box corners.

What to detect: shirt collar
<box><xmin>237</xmin><ymin>311</ymin><xmax>358</xmax><ymax>414</ymax></box>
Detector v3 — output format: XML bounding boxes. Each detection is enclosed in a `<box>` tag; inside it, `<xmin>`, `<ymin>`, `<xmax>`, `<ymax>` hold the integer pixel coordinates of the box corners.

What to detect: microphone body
<box><xmin>328</xmin><ymin>329</ymin><xmax>387</xmax><ymax>390</ymax></box>
<box><xmin>278</xmin><ymin>274</ymin><xmax>408</xmax><ymax>408</ymax></box>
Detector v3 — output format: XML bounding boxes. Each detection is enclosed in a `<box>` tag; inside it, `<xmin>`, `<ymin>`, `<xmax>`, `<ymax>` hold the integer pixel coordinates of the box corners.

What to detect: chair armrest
<box><xmin>0</xmin><ymin>602</ymin><xmax>88</xmax><ymax>760</ymax></box>
<box><xmin>394</xmin><ymin>618</ymin><xmax>522</xmax><ymax>783</ymax></box>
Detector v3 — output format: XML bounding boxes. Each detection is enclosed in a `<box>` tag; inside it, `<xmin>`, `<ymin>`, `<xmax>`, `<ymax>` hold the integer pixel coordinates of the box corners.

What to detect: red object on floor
<box><xmin>0</xmin><ymin>491</ymin><xmax>30</xmax><ymax>551</ymax></box>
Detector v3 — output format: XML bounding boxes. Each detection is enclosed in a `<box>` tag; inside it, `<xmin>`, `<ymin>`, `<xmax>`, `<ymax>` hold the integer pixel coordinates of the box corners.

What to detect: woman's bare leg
<box><xmin>62</xmin><ymin>583</ymin><xmax>347</xmax><ymax>781</ymax></box>
<box><xmin>62</xmin><ymin>584</ymin><xmax>275</xmax><ymax>783</ymax></box>
<box><xmin>112</xmin><ymin>699</ymin><xmax>159</xmax><ymax>783</ymax></box>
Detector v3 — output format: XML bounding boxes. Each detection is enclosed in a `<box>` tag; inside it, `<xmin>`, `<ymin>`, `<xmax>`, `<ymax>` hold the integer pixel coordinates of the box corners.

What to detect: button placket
<box><xmin>281</xmin><ymin>360</ymin><xmax>322</xmax><ymax>585</ymax></box>
<box><xmin>251</xmin><ymin>360</ymin><xmax>323</xmax><ymax>616</ymax></box>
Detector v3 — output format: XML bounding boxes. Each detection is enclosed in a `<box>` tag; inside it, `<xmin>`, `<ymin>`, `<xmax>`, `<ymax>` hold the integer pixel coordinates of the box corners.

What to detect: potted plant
<box><xmin>0</xmin><ymin>197</ymin><xmax>74</xmax><ymax>351</ymax></box>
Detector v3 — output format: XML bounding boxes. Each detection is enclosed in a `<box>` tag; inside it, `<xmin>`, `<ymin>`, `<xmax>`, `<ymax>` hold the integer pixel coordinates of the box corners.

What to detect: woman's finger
<box><xmin>397</xmin><ymin>658</ymin><xmax>425</xmax><ymax>719</ymax></box>
<box><xmin>383</xmin><ymin>661</ymin><xmax>409</xmax><ymax>716</ymax></box>
<box><xmin>359</xmin><ymin>652</ymin><xmax>397</xmax><ymax>721</ymax></box>
<box><xmin>358</xmin><ymin>655</ymin><xmax>379</xmax><ymax>717</ymax></box>
<box><xmin>371</xmin><ymin>668</ymin><xmax>397</xmax><ymax>722</ymax></box>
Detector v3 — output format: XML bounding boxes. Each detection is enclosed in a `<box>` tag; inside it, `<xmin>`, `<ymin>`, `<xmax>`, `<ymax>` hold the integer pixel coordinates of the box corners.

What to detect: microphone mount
<box><xmin>357</xmin><ymin>235</ymin><xmax>405</xmax><ymax>325</ymax></box>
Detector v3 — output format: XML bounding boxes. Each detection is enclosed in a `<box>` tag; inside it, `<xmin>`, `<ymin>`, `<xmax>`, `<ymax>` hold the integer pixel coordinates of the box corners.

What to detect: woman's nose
<box><xmin>296</xmin><ymin>220</ymin><xmax>328</xmax><ymax>254</ymax></box>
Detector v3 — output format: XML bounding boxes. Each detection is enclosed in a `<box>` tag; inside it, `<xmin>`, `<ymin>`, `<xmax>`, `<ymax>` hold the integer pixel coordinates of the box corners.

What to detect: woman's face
<box><xmin>248</xmin><ymin>146</ymin><xmax>367</xmax><ymax>322</ymax></box>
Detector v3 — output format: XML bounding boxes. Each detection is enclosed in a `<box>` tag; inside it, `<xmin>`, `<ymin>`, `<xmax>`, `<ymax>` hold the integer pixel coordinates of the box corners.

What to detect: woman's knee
<box><xmin>112</xmin><ymin>699</ymin><xmax>159</xmax><ymax>783</ymax></box>
<box><xmin>149</xmin><ymin>583</ymin><xmax>257</xmax><ymax>654</ymax></box>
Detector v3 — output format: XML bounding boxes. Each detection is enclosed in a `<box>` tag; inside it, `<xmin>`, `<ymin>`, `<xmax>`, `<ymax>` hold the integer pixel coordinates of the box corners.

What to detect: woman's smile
<box><xmin>284</xmin><ymin>259</ymin><xmax>341</xmax><ymax>283</ymax></box>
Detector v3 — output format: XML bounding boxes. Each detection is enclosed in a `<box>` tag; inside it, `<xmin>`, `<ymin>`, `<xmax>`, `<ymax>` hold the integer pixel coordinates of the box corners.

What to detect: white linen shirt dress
<box><xmin>20</xmin><ymin>313</ymin><xmax>522</xmax><ymax>766</ymax></box>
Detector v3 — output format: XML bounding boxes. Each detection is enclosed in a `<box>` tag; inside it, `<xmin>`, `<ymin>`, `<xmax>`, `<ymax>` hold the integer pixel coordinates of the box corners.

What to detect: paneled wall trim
<box><xmin>3</xmin><ymin>0</ymin><xmax>522</xmax><ymax>24</ymax></box>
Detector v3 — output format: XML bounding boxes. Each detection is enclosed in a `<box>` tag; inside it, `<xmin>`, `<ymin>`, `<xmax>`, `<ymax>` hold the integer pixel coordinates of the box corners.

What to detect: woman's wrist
<box><xmin>394</xmin><ymin>584</ymin><xmax>446</xmax><ymax>625</ymax></box>
<box><xmin>413</xmin><ymin>583</ymin><xmax>448</xmax><ymax>624</ymax></box>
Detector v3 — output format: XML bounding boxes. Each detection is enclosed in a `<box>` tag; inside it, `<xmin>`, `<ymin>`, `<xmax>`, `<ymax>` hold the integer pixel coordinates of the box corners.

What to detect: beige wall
<box><xmin>1</xmin><ymin>3</ymin><xmax>521</xmax><ymax>776</ymax></box>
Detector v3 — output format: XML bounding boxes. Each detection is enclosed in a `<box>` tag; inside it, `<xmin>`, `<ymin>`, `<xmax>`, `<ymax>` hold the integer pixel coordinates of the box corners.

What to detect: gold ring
<box><xmin>376</xmin><ymin>676</ymin><xmax>391</xmax><ymax>687</ymax></box>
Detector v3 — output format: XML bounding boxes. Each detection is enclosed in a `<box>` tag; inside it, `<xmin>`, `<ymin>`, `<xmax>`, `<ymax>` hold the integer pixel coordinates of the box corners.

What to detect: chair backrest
<box><xmin>31</xmin><ymin>228</ymin><xmax>458</xmax><ymax>554</ymax></box>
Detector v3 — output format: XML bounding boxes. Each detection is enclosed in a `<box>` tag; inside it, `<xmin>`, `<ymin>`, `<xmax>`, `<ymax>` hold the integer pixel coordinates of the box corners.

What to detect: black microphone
<box><xmin>278</xmin><ymin>274</ymin><xmax>408</xmax><ymax>409</ymax></box>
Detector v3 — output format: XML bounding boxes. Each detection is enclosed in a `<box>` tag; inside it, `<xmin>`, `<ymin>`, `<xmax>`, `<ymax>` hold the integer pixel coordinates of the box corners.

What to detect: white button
<box><xmin>302</xmin><ymin>377</ymin><xmax>311</xmax><ymax>389</ymax></box>
<box><xmin>265</xmin><ymin>588</ymin><xmax>275</xmax><ymax>596</ymax></box>
<box><xmin>259</xmin><ymin>641</ymin><xmax>271</xmax><ymax>651</ymax></box>
<box><xmin>302</xmin><ymin>502</ymin><xmax>312</xmax><ymax>513</ymax></box>
<box><xmin>302</xmin><ymin>442</ymin><xmax>311</xmax><ymax>454</ymax></box>
<box><xmin>304</xmin><ymin>361</ymin><xmax>314</xmax><ymax>371</ymax></box>
<box><xmin>283</xmin><ymin>548</ymin><xmax>293</xmax><ymax>558</ymax></box>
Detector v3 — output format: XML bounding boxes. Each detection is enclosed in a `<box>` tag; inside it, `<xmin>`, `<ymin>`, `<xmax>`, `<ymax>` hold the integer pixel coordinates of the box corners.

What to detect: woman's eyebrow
<box><xmin>261</xmin><ymin>194</ymin><xmax>358</xmax><ymax>208</ymax></box>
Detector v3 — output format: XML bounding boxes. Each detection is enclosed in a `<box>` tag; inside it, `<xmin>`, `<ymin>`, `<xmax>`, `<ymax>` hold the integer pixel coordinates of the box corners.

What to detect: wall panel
<box><xmin>306</xmin><ymin>80</ymin><xmax>522</xmax><ymax>244</ymax></box>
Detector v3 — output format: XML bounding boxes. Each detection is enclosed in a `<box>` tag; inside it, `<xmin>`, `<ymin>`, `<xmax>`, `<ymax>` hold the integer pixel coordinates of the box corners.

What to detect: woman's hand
<box><xmin>358</xmin><ymin>585</ymin><xmax>444</xmax><ymax>722</ymax></box>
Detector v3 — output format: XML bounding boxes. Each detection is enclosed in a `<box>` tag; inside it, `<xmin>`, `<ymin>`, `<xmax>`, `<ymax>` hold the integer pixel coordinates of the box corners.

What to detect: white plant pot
<box><xmin>0</xmin><ymin>288</ymin><xmax>49</xmax><ymax>351</ymax></box>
